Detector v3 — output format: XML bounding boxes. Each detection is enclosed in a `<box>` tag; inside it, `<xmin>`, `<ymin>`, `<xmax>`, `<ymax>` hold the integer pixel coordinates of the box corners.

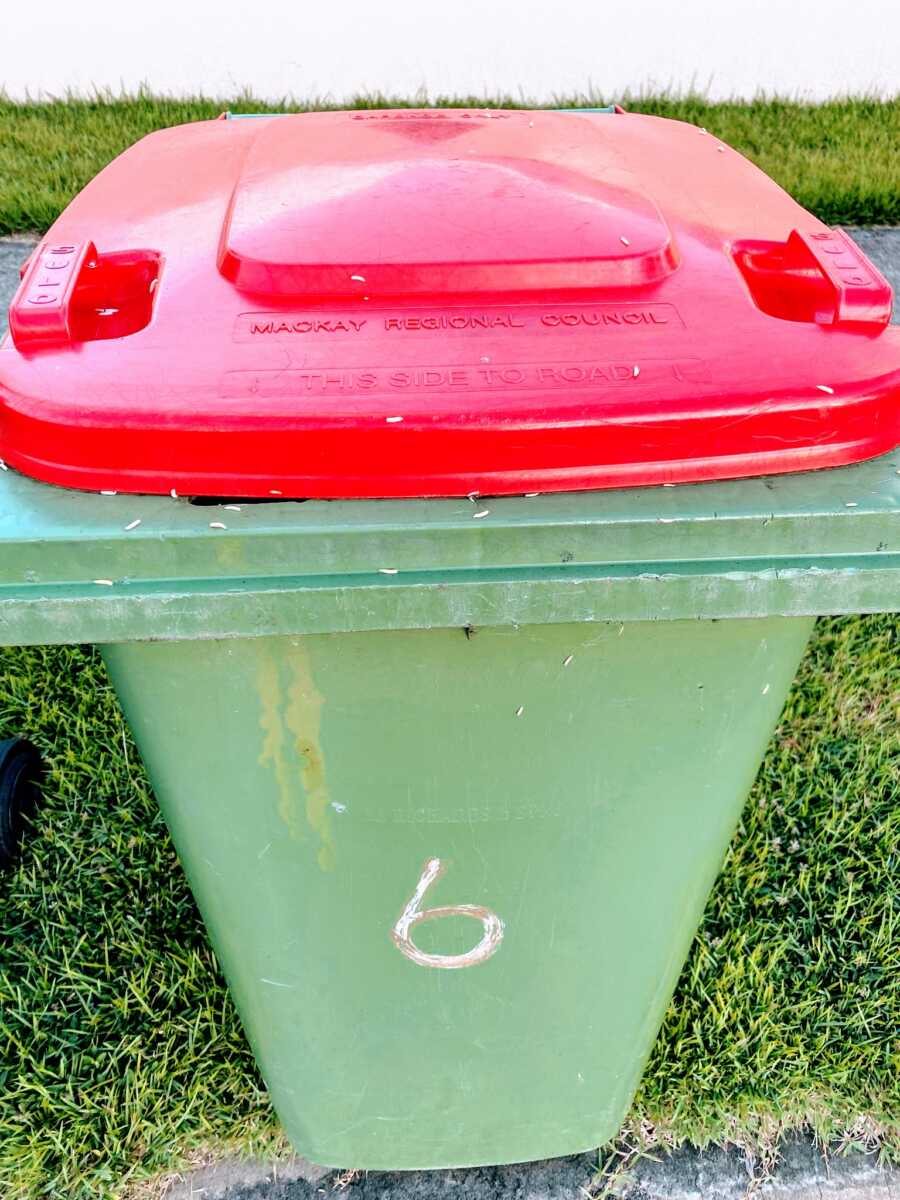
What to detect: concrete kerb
<box><xmin>157</xmin><ymin>1135</ymin><xmax>900</xmax><ymax>1200</ymax></box>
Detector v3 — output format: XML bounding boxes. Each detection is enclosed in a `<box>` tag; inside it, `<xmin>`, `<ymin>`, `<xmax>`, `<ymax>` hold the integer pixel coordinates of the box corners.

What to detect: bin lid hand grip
<box><xmin>8</xmin><ymin>241</ymin><xmax>98</xmax><ymax>350</ymax></box>
<box><xmin>788</xmin><ymin>228</ymin><xmax>892</xmax><ymax>329</ymax></box>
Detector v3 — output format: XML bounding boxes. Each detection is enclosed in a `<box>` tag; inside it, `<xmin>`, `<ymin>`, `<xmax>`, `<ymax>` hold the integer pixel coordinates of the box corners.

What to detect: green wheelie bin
<box><xmin>1</xmin><ymin>107</ymin><xmax>898</xmax><ymax>1169</ymax></box>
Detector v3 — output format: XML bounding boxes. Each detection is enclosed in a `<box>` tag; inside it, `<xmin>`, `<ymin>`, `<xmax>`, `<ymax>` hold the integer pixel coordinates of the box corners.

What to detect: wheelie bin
<box><xmin>1</xmin><ymin>108</ymin><xmax>898</xmax><ymax>1169</ymax></box>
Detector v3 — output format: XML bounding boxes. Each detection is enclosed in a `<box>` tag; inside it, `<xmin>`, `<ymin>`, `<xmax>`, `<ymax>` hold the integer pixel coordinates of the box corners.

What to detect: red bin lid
<box><xmin>1</xmin><ymin>108</ymin><xmax>898</xmax><ymax>498</ymax></box>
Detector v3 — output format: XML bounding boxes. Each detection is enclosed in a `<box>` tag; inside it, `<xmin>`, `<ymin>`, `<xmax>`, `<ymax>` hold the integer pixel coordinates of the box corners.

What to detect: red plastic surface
<box><xmin>1</xmin><ymin>108</ymin><xmax>898</xmax><ymax>498</ymax></box>
<box><xmin>9</xmin><ymin>242</ymin><xmax>163</xmax><ymax>350</ymax></box>
<box><xmin>219</xmin><ymin>116</ymin><xmax>678</xmax><ymax>296</ymax></box>
<box><xmin>9</xmin><ymin>241</ymin><xmax>98</xmax><ymax>349</ymax></box>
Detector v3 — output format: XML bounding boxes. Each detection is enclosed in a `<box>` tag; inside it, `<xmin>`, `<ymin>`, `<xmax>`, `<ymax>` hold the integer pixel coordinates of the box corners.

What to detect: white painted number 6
<box><xmin>391</xmin><ymin>858</ymin><xmax>505</xmax><ymax>970</ymax></box>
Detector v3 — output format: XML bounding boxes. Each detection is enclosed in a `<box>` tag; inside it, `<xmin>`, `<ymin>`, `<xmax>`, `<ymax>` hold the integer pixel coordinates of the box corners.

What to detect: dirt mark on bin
<box><xmin>257</xmin><ymin>642</ymin><xmax>336</xmax><ymax>870</ymax></box>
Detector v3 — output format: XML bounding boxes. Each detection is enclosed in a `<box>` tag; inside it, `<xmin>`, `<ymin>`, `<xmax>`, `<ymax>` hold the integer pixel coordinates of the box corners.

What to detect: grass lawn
<box><xmin>0</xmin><ymin>95</ymin><xmax>898</xmax><ymax>1198</ymax></box>
<box><xmin>0</xmin><ymin>94</ymin><xmax>899</xmax><ymax>234</ymax></box>
<box><xmin>0</xmin><ymin>621</ymin><xmax>897</xmax><ymax>1199</ymax></box>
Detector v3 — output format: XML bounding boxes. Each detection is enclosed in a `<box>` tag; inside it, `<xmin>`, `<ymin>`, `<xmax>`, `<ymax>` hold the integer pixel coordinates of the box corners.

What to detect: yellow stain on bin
<box><xmin>257</xmin><ymin>641</ymin><xmax>336</xmax><ymax>870</ymax></box>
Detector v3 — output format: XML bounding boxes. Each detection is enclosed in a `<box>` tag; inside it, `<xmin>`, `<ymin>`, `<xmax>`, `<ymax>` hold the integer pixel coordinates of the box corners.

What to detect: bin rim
<box><xmin>0</xmin><ymin>449</ymin><xmax>897</xmax><ymax>645</ymax></box>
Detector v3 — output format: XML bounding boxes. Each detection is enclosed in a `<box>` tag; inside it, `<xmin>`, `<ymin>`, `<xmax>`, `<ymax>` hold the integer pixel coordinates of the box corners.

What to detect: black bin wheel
<box><xmin>0</xmin><ymin>738</ymin><xmax>43</xmax><ymax>869</ymax></box>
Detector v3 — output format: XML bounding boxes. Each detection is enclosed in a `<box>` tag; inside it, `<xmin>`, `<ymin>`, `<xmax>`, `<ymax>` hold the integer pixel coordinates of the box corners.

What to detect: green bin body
<box><xmin>0</xmin><ymin>454</ymin><xmax>898</xmax><ymax>1168</ymax></box>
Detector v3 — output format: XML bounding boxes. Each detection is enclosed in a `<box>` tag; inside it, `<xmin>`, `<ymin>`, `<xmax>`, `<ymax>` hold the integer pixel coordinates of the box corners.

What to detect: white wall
<box><xmin>3</xmin><ymin>0</ymin><xmax>898</xmax><ymax>103</ymax></box>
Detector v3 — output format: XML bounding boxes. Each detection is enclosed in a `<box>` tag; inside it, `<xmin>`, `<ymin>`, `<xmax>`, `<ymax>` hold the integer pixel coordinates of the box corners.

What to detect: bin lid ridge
<box><xmin>217</xmin><ymin>115</ymin><xmax>678</xmax><ymax>296</ymax></box>
<box><xmin>1</xmin><ymin>107</ymin><xmax>898</xmax><ymax>498</ymax></box>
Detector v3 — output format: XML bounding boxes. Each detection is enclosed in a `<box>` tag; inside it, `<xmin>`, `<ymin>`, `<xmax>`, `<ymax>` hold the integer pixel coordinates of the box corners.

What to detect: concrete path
<box><xmin>161</xmin><ymin>1134</ymin><xmax>900</xmax><ymax>1200</ymax></box>
<box><xmin>844</xmin><ymin>229</ymin><xmax>900</xmax><ymax>309</ymax></box>
<box><xmin>0</xmin><ymin>236</ymin><xmax>36</xmax><ymax>333</ymax></box>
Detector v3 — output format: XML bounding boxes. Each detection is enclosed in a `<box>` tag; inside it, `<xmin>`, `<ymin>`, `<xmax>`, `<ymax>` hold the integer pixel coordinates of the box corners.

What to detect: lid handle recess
<box><xmin>734</xmin><ymin>228</ymin><xmax>892</xmax><ymax>329</ymax></box>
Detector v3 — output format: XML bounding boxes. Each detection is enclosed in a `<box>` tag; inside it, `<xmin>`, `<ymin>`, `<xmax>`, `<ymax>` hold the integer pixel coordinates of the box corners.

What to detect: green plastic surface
<box><xmin>1</xmin><ymin>448</ymin><xmax>896</xmax><ymax>1166</ymax></box>
<box><xmin>103</xmin><ymin>615</ymin><xmax>813</xmax><ymax>1168</ymax></box>
<box><xmin>0</xmin><ymin>452</ymin><xmax>897</xmax><ymax>646</ymax></box>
